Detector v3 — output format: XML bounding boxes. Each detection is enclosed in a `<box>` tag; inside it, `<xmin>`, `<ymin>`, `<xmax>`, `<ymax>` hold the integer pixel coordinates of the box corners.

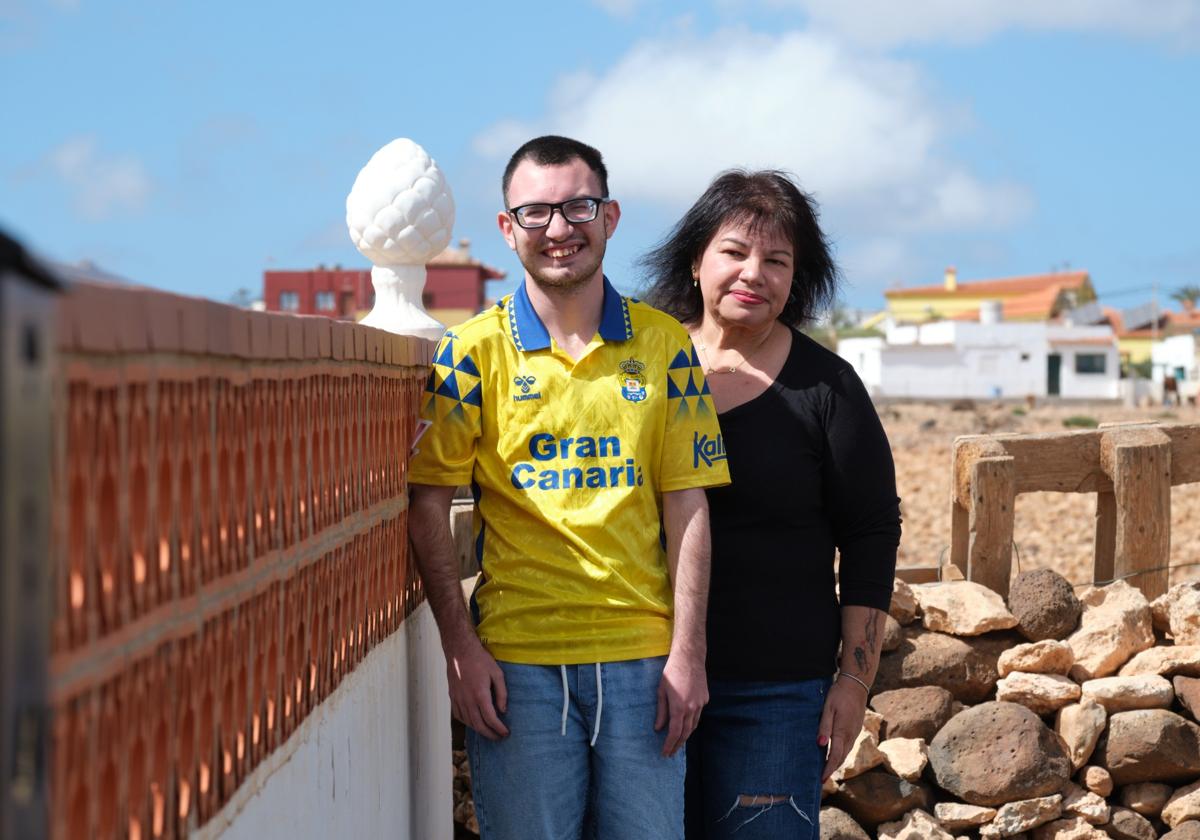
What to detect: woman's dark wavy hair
<box><xmin>640</xmin><ymin>169</ymin><xmax>838</xmax><ymax>327</ymax></box>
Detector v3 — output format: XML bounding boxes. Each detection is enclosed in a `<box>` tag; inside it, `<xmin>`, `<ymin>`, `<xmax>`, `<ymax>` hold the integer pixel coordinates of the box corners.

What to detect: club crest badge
<box><xmin>619</xmin><ymin>358</ymin><xmax>647</xmax><ymax>403</ymax></box>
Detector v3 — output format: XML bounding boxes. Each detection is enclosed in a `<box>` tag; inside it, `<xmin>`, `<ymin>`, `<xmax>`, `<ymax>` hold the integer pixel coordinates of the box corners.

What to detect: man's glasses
<box><xmin>507</xmin><ymin>197</ymin><xmax>607</xmax><ymax>230</ymax></box>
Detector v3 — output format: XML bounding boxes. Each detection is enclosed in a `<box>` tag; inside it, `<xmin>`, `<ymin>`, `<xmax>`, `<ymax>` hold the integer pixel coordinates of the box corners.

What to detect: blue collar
<box><xmin>506</xmin><ymin>275</ymin><xmax>633</xmax><ymax>352</ymax></box>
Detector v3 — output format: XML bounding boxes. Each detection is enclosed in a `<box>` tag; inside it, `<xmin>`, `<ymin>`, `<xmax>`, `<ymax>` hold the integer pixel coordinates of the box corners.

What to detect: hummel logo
<box><xmin>514</xmin><ymin>375</ymin><xmax>536</xmax><ymax>394</ymax></box>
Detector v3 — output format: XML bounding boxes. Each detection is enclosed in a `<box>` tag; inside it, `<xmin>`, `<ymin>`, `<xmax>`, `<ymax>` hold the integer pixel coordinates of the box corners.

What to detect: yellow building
<box><xmin>885</xmin><ymin>267</ymin><xmax>1096</xmax><ymax>324</ymax></box>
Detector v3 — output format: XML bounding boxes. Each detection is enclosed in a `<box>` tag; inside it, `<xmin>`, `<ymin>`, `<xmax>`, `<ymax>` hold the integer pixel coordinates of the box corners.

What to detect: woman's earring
<box><xmin>691</xmin><ymin>270</ymin><xmax>699</xmax><ymax>288</ymax></box>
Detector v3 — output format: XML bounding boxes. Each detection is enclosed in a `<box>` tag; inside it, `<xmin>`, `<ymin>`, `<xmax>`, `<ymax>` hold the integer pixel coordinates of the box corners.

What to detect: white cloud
<box><xmin>46</xmin><ymin>135</ymin><xmax>152</xmax><ymax>220</ymax></box>
<box><xmin>771</xmin><ymin>0</ymin><xmax>1200</xmax><ymax>49</ymax></box>
<box><xmin>473</xmin><ymin>29</ymin><xmax>1031</xmax><ymax>237</ymax></box>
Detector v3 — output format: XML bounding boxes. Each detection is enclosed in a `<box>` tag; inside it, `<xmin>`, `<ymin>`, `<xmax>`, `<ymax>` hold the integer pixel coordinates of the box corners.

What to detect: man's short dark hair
<box><xmin>502</xmin><ymin>136</ymin><xmax>609</xmax><ymax>205</ymax></box>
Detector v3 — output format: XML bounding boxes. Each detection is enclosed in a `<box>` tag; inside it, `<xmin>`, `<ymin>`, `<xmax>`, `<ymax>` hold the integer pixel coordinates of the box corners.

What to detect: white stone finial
<box><xmin>346</xmin><ymin>138</ymin><xmax>454</xmax><ymax>339</ymax></box>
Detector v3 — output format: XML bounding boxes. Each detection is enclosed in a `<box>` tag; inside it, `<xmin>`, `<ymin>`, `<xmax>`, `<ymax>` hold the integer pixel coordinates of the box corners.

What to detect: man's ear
<box><xmin>497</xmin><ymin>210</ymin><xmax>517</xmax><ymax>251</ymax></box>
<box><xmin>602</xmin><ymin>199</ymin><xmax>621</xmax><ymax>240</ymax></box>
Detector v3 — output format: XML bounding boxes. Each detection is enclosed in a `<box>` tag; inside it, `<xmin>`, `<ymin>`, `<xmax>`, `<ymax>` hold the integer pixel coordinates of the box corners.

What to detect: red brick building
<box><xmin>263</xmin><ymin>239</ymin><xmax>505</xmax><ymax>328</ymax></box>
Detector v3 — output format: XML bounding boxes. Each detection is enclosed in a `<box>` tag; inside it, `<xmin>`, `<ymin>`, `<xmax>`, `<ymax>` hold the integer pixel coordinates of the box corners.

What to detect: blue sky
<box><xmin>3</xmin><ymin>0</ymin><xmax>1198</xmax><ymax>311</ymax></box>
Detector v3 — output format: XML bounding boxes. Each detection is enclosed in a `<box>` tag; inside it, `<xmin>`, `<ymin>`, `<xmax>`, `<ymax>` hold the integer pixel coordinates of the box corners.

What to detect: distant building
<box><xmin>838</xmin><ymin>314</ymin><xmax>1120</xmax><ymax>400</ymax></box>
<box><xmin>1101</xmin><ymin>303</ymin><xmax>1200</xmax><ymax>366</ymax></box>
<box><xmin>885</xmin><ymin>267</ymin><xmax>1096</xmax><ymax>324</ymax></box>
<box><xmin>262</xmin><ymin>239</ymin><xmax>505</xmax><ymax>328</ymax></box>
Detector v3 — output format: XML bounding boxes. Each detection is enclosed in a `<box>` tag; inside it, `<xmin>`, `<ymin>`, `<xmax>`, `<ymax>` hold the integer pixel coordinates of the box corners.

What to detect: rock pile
<box><xmin>823</xmin><ymin>575</ymin><xmax>1200</xmax><ymax>839</ymax></box>
<box><xmin>449</xmin><ymin>573</ymin><xmax>1200</xmax><ymax>838</ymax></box>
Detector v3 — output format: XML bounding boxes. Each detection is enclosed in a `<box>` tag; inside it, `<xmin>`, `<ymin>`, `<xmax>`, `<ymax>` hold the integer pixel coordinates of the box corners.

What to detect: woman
<box><xmin>642</xmin><ymin>170</ymin><xmax>900</xmax><ymax>839</ymax></box>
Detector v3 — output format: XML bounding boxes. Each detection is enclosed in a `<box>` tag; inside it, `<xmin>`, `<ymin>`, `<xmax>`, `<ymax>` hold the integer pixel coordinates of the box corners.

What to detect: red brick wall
<box><xmin>49</xmin><ymin>282</ymin><xmax>434</xmax><ymax>838</ymax></box>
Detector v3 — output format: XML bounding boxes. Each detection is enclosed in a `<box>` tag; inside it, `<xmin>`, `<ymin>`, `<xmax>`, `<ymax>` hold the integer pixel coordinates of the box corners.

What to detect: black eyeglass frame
<box><xmin>506</xmin><ymin>197</ymin><xmax>610</xmax><ymax>230</ymax></box>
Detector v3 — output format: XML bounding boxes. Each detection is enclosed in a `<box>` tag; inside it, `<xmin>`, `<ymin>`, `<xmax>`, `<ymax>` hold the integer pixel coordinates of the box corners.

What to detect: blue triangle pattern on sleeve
<box><xmin>684</xmin><ymin>373</ymin><xmax>701</xmax><ymax>397</ymax></box>
<box><xmin>669</xmin><ymin>349</ymin><xmax>691</xmax><ymax>370</ymax></box>
<box><xmin>436</xmin><ymin>371</ymin><xmax>461</xmax><ymax>401</ymax></box>
<box><xmin>666</xmin><ymin>375</ymin><xmax>684</xmax><ymax>399</ymax></box>
<box><xmin>434</xmin><ymin>339</ymin><xmax>456</xmax><ymax>368</ymax></box>
<box><xmin>456</xmin><ymin>354</ymin><xmax>480</xmax><ymax>377</ymax></box>
<box><xmin>700</xmin><ymin>379</ymin><xmax>711</xmax><ymax>396</ymax></box>
<box><xmin>461</xmin><ymin>382</ymin><xmax>483</xmax><ymax>407</ymax></box>
<box><xmin>690</xmin><ymin>346</ymin><xmax>701</xmax><ymax>368</ymax></box>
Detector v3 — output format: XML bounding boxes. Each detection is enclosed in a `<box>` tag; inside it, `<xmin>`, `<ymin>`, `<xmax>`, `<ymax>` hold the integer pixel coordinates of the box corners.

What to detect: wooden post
<box><xmin>1101</xmin><ymin>427</ymin><xmax>1171</xmax><ymax>599</ymax></box>
<box><xmin>968</xmin><ymin>455</ymin><xmax>1016</xmax><ymax>597</ymax></box>
<box><xmin>949</xmin><ymin>498</ymin><xmax>969</xmax><ymax>580</ymax></box>
<box><xmin>1094</xmin><ymin>490</ymin><xmax>1116</xmax><ymax>585</ymax></box>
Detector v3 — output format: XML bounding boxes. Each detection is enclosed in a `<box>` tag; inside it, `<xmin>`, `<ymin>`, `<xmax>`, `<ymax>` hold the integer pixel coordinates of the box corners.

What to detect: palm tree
<box><xmin>1170</xmin><ymin>285</ymin><xmax>1200</xmax><ymax>312</ymax></box>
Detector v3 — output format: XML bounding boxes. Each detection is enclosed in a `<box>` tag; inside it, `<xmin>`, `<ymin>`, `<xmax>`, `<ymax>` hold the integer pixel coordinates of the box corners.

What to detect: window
<box><xmin>1075</xmin><ymin>353</ymin><xmax>1107</xmax><ymax>374</ymax></box>
<box><xmin>315</xmin><ymin>291</ymin><xmax>336</xmax><ymax>311</ymax></box>
<box><xmin>279</xmin><ymin>291</ymin><xmax>300</xmax><ymax>312</ymax></box>
<box><xmin>1020</xmin><ymin>352</ymin><xmax>1031</xmax><ymax>362</ymax></box>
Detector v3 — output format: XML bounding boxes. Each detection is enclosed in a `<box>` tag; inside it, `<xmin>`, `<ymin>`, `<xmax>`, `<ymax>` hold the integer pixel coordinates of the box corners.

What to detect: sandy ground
<box><xmin>881</xmin><ymin>400</ymin><xmax>1200</xmax><ymax>589</ymax></box>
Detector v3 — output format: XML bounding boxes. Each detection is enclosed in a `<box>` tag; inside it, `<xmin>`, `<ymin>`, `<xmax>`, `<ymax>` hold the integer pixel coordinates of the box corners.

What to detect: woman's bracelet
<box><xmin>836</xmin><ymin>671</ymin><xmax>871</xmax><ymax>696</ymax></box>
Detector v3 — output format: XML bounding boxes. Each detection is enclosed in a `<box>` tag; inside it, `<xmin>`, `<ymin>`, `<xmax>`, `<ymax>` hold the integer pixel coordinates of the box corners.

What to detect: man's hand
<box><xmin>446</xmin><ymin>637</ymin><xmax>510</xmax><ymax>741</ymax></box>
<box><xmin>817</xmin><ymin>677</ymin><xmax>868</xmax><ymax>782</ymax></box>
<box><xmin>654</xmin><ymin>651</ymin><xmax>707</xmax><ymax>757</ymax></box>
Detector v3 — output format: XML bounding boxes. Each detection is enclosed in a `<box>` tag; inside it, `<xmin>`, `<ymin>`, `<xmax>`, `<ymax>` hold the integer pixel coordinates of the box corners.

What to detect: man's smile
<box><xmin>544</xmin><ymin>244</ymin><xmax>583</xmax><ymax>260</ymax></box>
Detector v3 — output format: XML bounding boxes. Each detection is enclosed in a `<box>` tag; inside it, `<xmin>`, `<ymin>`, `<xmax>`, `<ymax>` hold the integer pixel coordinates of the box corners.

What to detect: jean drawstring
<box><xmin>558</xmin><ymin>663</ymin><xmax>604</xmax><ymax>745</ymax></box>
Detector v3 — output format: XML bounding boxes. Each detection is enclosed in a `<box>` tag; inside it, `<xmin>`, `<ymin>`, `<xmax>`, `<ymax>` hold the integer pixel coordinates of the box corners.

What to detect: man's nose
<box><xmin>545</xmin><ymin>208</ymin><xmax>575</xmax><ymax>239</ymax></box>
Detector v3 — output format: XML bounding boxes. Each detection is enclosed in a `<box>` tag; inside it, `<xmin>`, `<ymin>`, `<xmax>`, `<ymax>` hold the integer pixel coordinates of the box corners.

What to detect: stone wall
<box><xmin>47</xmin><ymin>281</ymin><xmax>435</xmax><ymax>838</ymax></box>
<box><xmin>824</xmin><ymin>573</ymin><xmax>1200</xmax><ymax>839</ymax></box>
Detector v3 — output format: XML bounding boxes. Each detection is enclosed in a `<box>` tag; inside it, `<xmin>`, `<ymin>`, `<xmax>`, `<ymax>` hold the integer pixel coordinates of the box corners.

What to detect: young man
<box><xmin>408</xmin><ymin>136</ymin><xmax>729</xmax><ymax>839</ymax></box>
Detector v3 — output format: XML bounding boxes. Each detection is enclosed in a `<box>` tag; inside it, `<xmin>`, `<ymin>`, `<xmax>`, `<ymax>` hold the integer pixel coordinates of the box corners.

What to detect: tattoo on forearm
<box><xmin>852</xmin><ymin>612</ymin><xmax>884</xmax><ymax>676</ymax></box>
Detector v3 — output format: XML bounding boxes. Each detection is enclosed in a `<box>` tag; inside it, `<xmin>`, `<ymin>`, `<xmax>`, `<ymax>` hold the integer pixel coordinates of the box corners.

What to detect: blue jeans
<box><xmin>685</xmin><ymin>677</ymin><xmax>830</xmax><ymax>840</ymax></box>
<box><xmin>467</xmin><ymin>656</ymin><xmax>684</xmax><ymax>840</ymax></box>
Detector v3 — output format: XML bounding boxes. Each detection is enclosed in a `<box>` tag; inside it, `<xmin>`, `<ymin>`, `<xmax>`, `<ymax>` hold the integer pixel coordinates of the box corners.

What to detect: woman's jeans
<box><xmin>467</xmin><ymin>656</ymin><xmax>685</xmax><ymax>840</ymax></box>
<box><xmin>685</xmin><ymin>677</ymin><xmax>830</xmax><ymax>839</ymax></box>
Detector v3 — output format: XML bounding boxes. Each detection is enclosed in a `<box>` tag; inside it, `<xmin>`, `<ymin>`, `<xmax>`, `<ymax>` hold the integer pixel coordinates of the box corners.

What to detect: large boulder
<box><xmin>820</xmin><ymin>806</ymin><xmax>870</xmax><ymax>840</ymax></box>
<box><xmin>996</xmin><ymin>672</ymin><xmax>1081</xmax><ymax>715</ymax></box>
<box><xmin>870</xmin><ymin>686</ymin><xmax>956</xmax><ymax>741</ymax></box>
<box><xmin>915</xmin><ymin>581</ymin><xmax>1019</xmax><ymax>636</ymax></box>
<box><xmin>928</xmin><ymin>702</ymin><xmax>1072</xmax><ymax>807</ymax></box>
<box><xmin>827</xmin><ymin>771</ymin><xmax>932</xmax><ymax>829</ymax></box>
<box><xmin>1163</xmin><ymin>822</ymin><xmax>1200</xmax><ymax>840</ymax></box>
<box><xmin>1080</xmin><ymin>675</ymin><xmax>1174</xmax><ymax>712</ymax></box>
<box><xmin>999</xmin><ymin>640</ymin><xmax>1075</xmax><ymax>676</ymax></box>
<box><xmin>1164</xmin><ymin>781</ymin><xmax>1200</xmax><ymax>829</ymax></box>
<box><xmin>836</xmin><ymin>729</ymin><xmax>886</xmax><ymax>780</ymax></box>
<box><xmin>1095</xmin><ymin>709</ymin><xmax>1200</xmax><ymax>785</ymax></box>
<box><xmin>1009</xmin><ymin>568</ymin><xmax>1082</xmax><ymax>641</ymax></box>
<box><xmin>1104</xmin><ymin>806</ymin><xmax>1156</xmax><ymax>840</ymax></box>
<box><xmin>1055</xmin><ymin>698</ymin><xmax>1108</xmax><ymax>770</ymax></box>
<box><xmin>1118</xmin><ymin>646</ymin><xmax>1200</xmax><ymax>679</ymax></box>
<box><xmin>875</xmin><ymin>628</ymin><xmax>1014</xmax><ymax>703</ymax></box>
<box><xmin>878</xmin><ymin>808</ymin><xmax>954</xmax><ymax>840</ymax></box>
<box><xmin>1066</xmin><ymin>582</ymin><xmax>1155</xmax><ymax>681</ymax></box>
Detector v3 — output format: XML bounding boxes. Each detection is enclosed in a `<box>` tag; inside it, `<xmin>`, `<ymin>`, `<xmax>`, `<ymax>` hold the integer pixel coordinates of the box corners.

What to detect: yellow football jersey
<box><xmin>409</xmin><ymin>277</ymin><xmax>730</xmax><ymax>664</ymax></box>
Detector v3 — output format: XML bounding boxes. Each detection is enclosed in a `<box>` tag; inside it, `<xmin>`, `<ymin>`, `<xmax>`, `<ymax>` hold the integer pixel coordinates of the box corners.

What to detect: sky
<box><xmin>3</xmin><ymin>0</ymin><xmax>1199</xmax><ymax>313</ymax></box>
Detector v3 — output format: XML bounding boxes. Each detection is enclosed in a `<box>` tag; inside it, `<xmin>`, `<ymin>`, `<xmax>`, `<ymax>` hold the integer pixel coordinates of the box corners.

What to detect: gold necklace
<box><xmin>695</xmin><ymin>328</ymin><xmax>773</xmax><ymax>375</ymax></box>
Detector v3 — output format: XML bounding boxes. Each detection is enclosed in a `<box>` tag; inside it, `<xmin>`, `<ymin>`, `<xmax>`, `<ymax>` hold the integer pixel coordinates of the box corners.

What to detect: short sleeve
<box><xmin>409</xmin><ymin>332</ymin><xmax>483</xmax><ymax>486</ymax></box>
<box><xmin>659</xmin><ymin>334</ymin><xmax>731</xmax><ymax>492</ymax></box>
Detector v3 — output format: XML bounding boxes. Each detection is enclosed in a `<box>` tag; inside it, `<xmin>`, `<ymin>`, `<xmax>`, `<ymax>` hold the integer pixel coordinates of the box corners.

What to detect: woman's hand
<box><xmin>817</xmin><ymin>675</ymin><xmax>869</xmax><ymax>783</ymax></box>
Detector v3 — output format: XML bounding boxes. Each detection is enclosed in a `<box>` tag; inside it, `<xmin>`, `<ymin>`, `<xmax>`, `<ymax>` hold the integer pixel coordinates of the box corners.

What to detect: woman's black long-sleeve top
<box><xmin>704</xmin><ymin>328</ymin><xmax>901</xmax><ymax>681</ymax></box>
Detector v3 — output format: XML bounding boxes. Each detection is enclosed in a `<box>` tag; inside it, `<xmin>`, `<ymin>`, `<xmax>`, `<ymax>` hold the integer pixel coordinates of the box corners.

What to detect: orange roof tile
<box><xmin>886</xmin><ymin>270</ymin><xmax>1090</xmax><ymax>299</ymax></box>
<box><xmin>946</xmin><ymin>284</ymin><xmax>1067</xmax><ymax>321</ymax></box>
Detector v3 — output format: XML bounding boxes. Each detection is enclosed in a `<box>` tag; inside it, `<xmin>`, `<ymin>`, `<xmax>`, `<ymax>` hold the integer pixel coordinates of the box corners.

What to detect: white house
<box><xmin>838</xmin><ymin>311</ymin><xmax>1120</xmax><ymax>400</ymax></box>
<box><xmin>1151</xmin><ymin>332</ymin><xmax>1200</xmax><ymax>401</ymax></box>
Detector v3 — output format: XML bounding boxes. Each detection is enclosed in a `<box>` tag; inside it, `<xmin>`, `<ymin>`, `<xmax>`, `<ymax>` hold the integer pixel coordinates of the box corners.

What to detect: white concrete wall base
<box><xmin>196</xmin><ymin>602</ymin><xmax>451</xmax><ymax>840</ymax></box>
